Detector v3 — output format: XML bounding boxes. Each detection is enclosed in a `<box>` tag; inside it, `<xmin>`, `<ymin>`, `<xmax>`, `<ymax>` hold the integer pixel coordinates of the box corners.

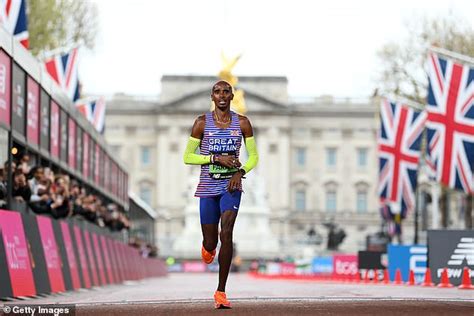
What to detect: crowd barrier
<box><xmin>0</xmin><ymin>209</ymin><xmax>167</xmax><ymax>299</ymax></box>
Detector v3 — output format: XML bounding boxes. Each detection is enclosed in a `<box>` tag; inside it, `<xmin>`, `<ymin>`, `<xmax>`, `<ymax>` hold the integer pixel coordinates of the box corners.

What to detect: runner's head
<box><xmin>211</xmin><ymin>81</ymin><xmax>234</xmax><ymax>110</ymax></box>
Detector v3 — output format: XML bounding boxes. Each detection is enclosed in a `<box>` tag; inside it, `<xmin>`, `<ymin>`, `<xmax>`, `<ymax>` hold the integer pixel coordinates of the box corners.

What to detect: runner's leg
<box><xmin>200</xmin><ymin>197</ymin><xmax>220</xmax><ymax>251</ymax></box>
<box><xmin>217</xmin><ymin>210</ymin><xmax>238</xmax><ymax>292</ymax></box>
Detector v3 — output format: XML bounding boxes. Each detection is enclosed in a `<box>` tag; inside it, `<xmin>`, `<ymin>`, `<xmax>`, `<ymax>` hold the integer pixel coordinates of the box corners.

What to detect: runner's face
<box><xmin>212</xmin><ymin>82</ymin><xmax>233</xmax><ymax>110</ymax></box>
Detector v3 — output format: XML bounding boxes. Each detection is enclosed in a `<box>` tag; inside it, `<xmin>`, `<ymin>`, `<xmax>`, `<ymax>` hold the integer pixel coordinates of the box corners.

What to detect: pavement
<box><xmin>1</xmin><ymin>273</ymin><xmax>473</xmax><ymax>315</ymax></box>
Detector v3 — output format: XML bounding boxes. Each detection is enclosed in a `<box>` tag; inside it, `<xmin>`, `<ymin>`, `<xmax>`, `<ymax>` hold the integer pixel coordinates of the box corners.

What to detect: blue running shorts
<box><xmin>199</xmin><ymin>191</ymin><xmax>242</xmax><ymax>224</ymax></box>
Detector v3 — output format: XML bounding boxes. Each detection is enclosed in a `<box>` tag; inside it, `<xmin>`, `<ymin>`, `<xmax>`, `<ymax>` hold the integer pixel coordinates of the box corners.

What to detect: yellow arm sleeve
<box><xmin>183</xmin><ymin>136</ymin><xmax>211</xmax><ymax>165</ymax></box>
<box><xmin>242</xmin><ymin>136</ymin><xmax>259</xmax><ymax>174</ymax></box>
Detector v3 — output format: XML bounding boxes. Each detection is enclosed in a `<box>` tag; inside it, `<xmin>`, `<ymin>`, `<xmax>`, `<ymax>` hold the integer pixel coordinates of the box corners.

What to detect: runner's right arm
<box><xmin>183</xmin><ymin>136</ymin><xmax>212</xmax><ymax>165</ymax></box>
<box><xmin>183</xmin><ymin>115</ymin><xmax>211</xmax><ymax>165</ymax></box>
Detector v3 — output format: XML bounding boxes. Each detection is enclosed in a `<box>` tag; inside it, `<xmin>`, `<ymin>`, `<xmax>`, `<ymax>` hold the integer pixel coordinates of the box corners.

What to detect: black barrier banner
<box><xmin>108</xmin><ymin>239</ymin><xmax>122</xmax><ymax>283</ymax></box>
<box><xmin>60</xmin><ymin>221</ymin><xmax>81</xmax><ymax>290</ymax></box>
<box><xmin>113</xmin><ymin>240</ymin><xmax>125</xmax><ymax>282</ymax></box>
<box><xmin>82</xmin><ymin>230</ymin><xmax>99</xmax><ymax>286</ymax></box>
<box><xmin>36</xmin><ymin>216</ymin><xmax>65</xmax><ymax>293</ymax></box>
<box><xmin>118</xmin><ymin>242</ymin><xmax>128</xmax><ymax>280</ymax></box>
<box><xmin>428</xmin><ymin>230</ymin><xmax>474</xmax><ymax>286</ymax></box>
<box><xmin>99</xmin><ymin>236</ymin><xmax>114</xmax><ymax>284</ymax></box>
<box><xmin>358</xmin><ymin>251</ymin><xmax>386</xmax><ymax>270</ymax></box>
<box><xmin>52</xmin><ymin>220</ymin><xmax>73</xmax><ymax>292</ymax></box>
<box><xmin>107</xmin><ymin>238</ymin><xmax>119</xmax><ymax>283</ymax></box>
<box><xmin>21</xmin><ymin>213</ymin><xmax>51</xmax><ymax>295</ymax></box>
<box><xmin>72</xmin><ymin>225</ymin><xmax>91</xmax><ymax>288</ymax></box>
<box><xmin>92</xmin><ymin>231</ymin><xmax>107</xmax><ymax>285</ymax></box>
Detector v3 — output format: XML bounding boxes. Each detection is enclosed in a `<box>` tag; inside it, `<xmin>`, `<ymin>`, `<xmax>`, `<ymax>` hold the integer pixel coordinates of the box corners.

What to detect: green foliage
<box><xmin>376</xmin><ymin>14</ymin><xmax>474</xmax><ymax>104</ymax></box>
<box><xmin>27</xmin><ymin>0</ymin><xmax>98</xmax><ymax>57</ymax></box>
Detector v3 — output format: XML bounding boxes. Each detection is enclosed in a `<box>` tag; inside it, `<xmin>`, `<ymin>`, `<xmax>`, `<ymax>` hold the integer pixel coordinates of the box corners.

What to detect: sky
<box><xmin>79</xmin><ymin>0</ymin><xmax>474</xmax><ymax>99</ymax></box>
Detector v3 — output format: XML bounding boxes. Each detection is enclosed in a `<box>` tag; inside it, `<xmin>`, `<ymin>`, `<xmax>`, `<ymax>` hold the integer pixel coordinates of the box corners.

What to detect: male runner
<box><xmin>183</xmin><ymin>80</ymin><xmax>258</xmax><ymax>309</ymax></box>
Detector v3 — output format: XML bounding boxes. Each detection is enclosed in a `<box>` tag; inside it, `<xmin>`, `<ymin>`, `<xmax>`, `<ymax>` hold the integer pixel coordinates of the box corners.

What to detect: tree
<box><xmin>376</xmin><ymin>14</ymin><xmax>474</xmax><ymax>103</ymax></box>
<box><xmin>27</xmin><ymin>0</ymin><xmax>98</xmax><ymax>57</ymax></box>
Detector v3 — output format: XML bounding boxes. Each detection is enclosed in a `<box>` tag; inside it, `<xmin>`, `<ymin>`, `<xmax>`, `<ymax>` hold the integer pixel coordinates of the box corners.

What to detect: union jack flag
<box><xmin>426</xmin><ymin>52</ymin><xmax>474</xmax><ymax>193</ymax></box>
<box><xmin>75</xmin><ymin>97</ymin><xmax>106</xmax><ymax>133</ymax></box>
<box><xmin>0</xmin><ymin>0</ymin><xmax>28</xmax><ymax>48</ymax></box>
<box><xmin>378</xmin><ymin>98</ymin><xmax>427</xmax><ymax>217</ymax></box>
<box><xmin>44</xmin><ymin>48</ymin><xmax>80</xmax><ymax>102</ymax></box>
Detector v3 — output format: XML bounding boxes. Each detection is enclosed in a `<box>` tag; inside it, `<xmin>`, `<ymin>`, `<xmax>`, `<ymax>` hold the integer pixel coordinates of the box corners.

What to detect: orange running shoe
<box><xmin>201</xmin><ymin>246</ymin><xmax>216</xmax><ymax>264</ymax></box>
<box><xmin>214</xmin><ymin>290</ymin><xmax>231</xmax><ymax>309</ymax></box>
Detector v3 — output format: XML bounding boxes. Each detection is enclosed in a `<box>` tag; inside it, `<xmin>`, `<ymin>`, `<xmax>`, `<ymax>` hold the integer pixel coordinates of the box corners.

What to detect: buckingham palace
<box><xmin>103</xmin><ymin>75</ymin><xmax>415</xmax><ymax>259</ymax></box>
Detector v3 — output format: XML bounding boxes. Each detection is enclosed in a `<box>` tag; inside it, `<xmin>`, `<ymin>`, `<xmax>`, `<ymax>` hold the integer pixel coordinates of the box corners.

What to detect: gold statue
<box><xmin>215</xmin><ymin>52</ymin><xmax>247</xmax><ymax>114</ymax></box>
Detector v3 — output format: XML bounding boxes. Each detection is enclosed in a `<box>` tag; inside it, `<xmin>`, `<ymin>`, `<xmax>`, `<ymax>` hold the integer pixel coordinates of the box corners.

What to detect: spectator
<box><xmin>81</xmin><ymin>194</ymin><xmax>98</xmax><ymax>223</ymax></box>
<box><xmin>18</xmin><ymin>154</ymin><xmax>31</xmax><ymax>175</ymax></box>
<box><xmin>12</xmin><ymin>169</ymin><xmax>31</xmax><ymax>202</ymax></box>
<box><xmin>5</xmin><ymin>162</ymin><xmax>129</xmax><ymax>233</ymax></box>
<box><xmin>49</xmin><ymin>175</ymin><xmax>70</xmax><ymax>219</ymax></box>
<box><xmin>29</xmin><ymin>176</ymin><xmax>53</xmax><ymax>215</ymax></box>
<box><xmin>28</xmin><ymin>166</ymin><xmax>44</xmax><ymax>202</ymax></box>
<box><xmin>44</xmin><ymin>167</ymin><xmax>55</xmax><ymax>184</ymax></box>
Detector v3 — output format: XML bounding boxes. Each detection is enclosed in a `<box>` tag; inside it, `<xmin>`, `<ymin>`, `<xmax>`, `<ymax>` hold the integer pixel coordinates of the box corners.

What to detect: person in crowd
<box><xmin>29</xmin><ymin>176</ymin><xmax>53</xmax><ymax>215</ymax></box>
<box><xmin>4</xmin><ymin>160</ymin><xmax>129</xmax><ymax>233</ymax></box>
<box><xmin>28</xmin><ymin>166</ymin><xmax>44</xmax><ymax>202</ymax></box>
<box><xmin>49</xmin><ymin>175</ymin><xmax>70</xmax><ymax>219</ymax></box>
<box><xmin>12</xmin><ymin>169</ymin><xmax>31</xmax><ymax>203</ymax></box>
<box><xmin>18</xmin><ymin>154</ymin><xmax>31</xmax><ymax>175</ymax></box>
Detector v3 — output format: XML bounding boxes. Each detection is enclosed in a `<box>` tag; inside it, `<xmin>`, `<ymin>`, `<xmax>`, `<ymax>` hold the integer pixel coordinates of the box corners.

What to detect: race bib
<box><xmin>209</xmin><ymin>151</ymin><xmax>237</xmax><ymax>179</ymax></box>
<box><xmin>209</xmin><ymin>164</ymin><xmax>238</xmax><ymax>179</ymax></box>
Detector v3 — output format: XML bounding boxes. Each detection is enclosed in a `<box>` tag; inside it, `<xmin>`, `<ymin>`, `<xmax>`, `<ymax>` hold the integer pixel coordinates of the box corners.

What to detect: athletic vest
<box><xmin>195</xmin><ymin>111</ymin><xmax>242</xmax><ymax>197</ymax></box>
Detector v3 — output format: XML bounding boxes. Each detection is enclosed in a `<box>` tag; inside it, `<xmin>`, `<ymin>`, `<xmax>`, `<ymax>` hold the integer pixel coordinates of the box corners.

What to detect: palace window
<box><xmin>357</xmin><ymin>148</ymin><xmax>368</xmax><ymax>168</ymax></box>
<box><xmin>326</xmin><ymin>190</ymin><xmax>337</xmax><ymax>212</ymax></box>
<box><xmin>295</xmin><ymin>189</ymin><xmax>306</xmax><ymax>211</ymax></box>
<box><xmin>141</xmin><ymin>146</ymin><xmax>151</xmax><ymax>166</ymax></box>
<box><xmin>356</xmin><ymin>191</ymin><xmax>368</xmax><ymax>213</ymax></box>
<box><xmin>326</xmin><ymin>148</ymin><xmax>337</xmax><ymax>168</ymax></box>
<box><xmin>296</xmin><ymin>147</ymin><xmax>306</xmax><ymax>167</ymax></box>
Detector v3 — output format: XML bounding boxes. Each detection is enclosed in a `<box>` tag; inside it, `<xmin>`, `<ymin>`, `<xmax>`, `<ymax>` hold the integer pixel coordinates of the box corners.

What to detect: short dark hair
<box><xmin>212</xmin><ymin>80</ymin><xmax>233</xmax><ymax>92</ymax></box>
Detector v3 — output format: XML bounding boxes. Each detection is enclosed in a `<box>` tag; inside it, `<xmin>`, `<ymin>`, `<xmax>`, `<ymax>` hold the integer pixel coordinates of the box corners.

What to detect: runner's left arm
<box><xmin>239</xmin><ymin>116</ymin><xmax>259</xmax><ymax>174</ymax></box>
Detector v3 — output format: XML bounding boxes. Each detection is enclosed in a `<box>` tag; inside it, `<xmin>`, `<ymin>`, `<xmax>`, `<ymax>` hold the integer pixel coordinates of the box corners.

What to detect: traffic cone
<box><xmin>458</xmin><ymin>267</ymin><xmax>474</xmax><ymax>290</ymax></box>
<box><xmin>437</xmin><ymin>268</ymin><xmax>453</xmax><ymax>288</ymax></box>
<box><xmin>383</xmin><ymin>269</ymin><xmax>390</xmax><ymax>284</ymax></box>
<box><xmin>406</xmin><ymin>270</ymin><xmax>416</xmax><ymax>286</ymax></box>
<box><xmin>354</xmin><ymin>271</ymin><xmax>361</xmax><ymax>283</ymax></box>
<box><xmin>394</xmin><ymin>268</ymin><xmax>403</xmax><ymax>285</ymax></box>
<box><xmin>363</xmin><ymin>269</ymin><xmax>370</xmax><ymax>283</ymax></box>
<box><xmin>373</xmin><ymin>270</ymin><xmax>379</xmax><ymax>284</ymax></box>
<box><xmin>421</xmin><ymin>268</ymin><xmax>434</xmax><ymax>287</ymax></box>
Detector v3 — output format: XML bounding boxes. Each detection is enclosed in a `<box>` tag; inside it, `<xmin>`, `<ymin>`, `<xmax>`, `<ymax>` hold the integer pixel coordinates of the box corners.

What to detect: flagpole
<box><xmin>429</xmin><ymin>46</ymin><xmax>474</xmax><ymax>66</ymax></box>
<box><xmin>431</xmin><ymin>182</ymin><xmax>440</xmax><ymax>229</ymax></box>
<box><xmin>414</xmin><ymin>187</ymin><xmax>420</xmax><ymax>244</ymax></box>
